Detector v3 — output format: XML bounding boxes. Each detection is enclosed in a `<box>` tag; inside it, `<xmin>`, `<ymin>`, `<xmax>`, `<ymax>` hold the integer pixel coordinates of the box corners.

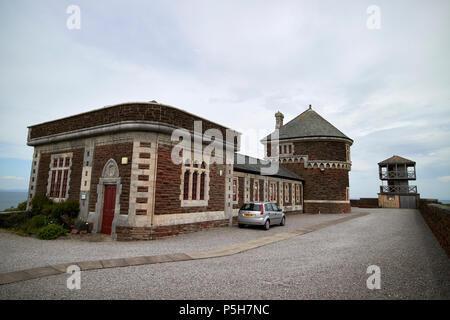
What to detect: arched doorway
<box><xmin>94</xmin><ymin>159</ymin><xmax>122</xmax><ymax>239</ymax></box>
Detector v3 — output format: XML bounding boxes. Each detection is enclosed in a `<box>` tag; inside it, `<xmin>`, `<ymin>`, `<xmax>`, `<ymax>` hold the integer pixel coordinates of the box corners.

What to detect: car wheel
<box><xmin>264</xmin><ymin>220</ymin><xmax>270</xmax><ymax>230</ymax></box>
<box><xmin>280</xmin><ymin>216</ymin><xmax>286</xmax><ymax>226</ymax></box>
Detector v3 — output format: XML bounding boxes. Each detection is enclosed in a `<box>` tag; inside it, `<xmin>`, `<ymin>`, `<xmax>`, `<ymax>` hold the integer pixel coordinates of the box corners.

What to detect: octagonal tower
<box><xmin>262</xmin><ymin>105</ymin><xmax>353</xmax><ymax>213</ymax></box>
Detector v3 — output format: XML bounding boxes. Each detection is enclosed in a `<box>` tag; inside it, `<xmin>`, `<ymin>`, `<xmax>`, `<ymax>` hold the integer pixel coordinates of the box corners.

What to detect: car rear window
<box><xmin>241</xmin><ymin>203</ymin><xmax>260</xmax><ymax>211</ymax></box>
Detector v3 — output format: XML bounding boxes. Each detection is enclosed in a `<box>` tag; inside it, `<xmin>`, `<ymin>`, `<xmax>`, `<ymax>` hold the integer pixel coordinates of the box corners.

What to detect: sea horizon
<box><xmin>0</xmin><ymin>190</ymin><xmax>449</xmax><ymax>211</ymax></box>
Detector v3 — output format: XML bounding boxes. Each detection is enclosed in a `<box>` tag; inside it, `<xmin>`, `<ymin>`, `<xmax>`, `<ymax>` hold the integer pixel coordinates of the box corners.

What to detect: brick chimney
<box><xmin>275</xmin><ymin>111</ymin><xmax>284</xmax><ymax>129</ymax></box>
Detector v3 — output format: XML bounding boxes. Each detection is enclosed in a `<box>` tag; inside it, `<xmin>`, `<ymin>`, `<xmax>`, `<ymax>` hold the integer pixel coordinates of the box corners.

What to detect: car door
<box><xmin>264</xmin><ymin>204</ymin><xmax>274</xmax><ymax>225</ymax></box>
<box><xmin>270</xmin><ymin>203</ymin><xmax>281</xmax><ymax>224</ymax></box>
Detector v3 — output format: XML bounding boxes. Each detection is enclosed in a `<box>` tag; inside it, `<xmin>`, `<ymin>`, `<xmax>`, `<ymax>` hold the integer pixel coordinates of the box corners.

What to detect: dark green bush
<box><xmin>17</xmin><ymin>201</ymin><xmax>27</xmax><ymax>211</ymax></box>
<box><xmin>49</xmin><ymin>200</ymin><xmax>80</xmax><ymax>228</ymax></box>
<box><xmin>30</xmin><ymin>195</ymin><xmax>53</xmax><ymax>216</ymax></box>
<box><xmin>0</xmin><ymin>211</ymin><xmax>32</xmax><ymax>229</ymax></box>
<box><xmin>25</xmin><ymin>214</ymin><xmax>50</xmax><ymax>234</ymax></box>
<box><xmin>36</xmin><ymin>224</ymin><xmax>68</xmax><ymax>240</ymax></box>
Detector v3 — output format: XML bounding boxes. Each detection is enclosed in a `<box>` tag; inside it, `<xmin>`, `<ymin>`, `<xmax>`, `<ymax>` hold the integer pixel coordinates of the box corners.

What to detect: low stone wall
<box><xmin>419</xmin><ymin>199</ymin><xmax>450</xmax><ymax>257</ymax></box>
<box><xmin>350</xmin><ymin>198</ymin><xmax>379</xmax><ymax>208</ymax></box>
<box><xmin>116</xmin><ymin>217</ymin><xmax>238</xmax><ymax>241</ymax></box>
<box><xmin>304</xmin><ymin>202</ymin><xmax>350</xmax><ymax>214</ymax></box>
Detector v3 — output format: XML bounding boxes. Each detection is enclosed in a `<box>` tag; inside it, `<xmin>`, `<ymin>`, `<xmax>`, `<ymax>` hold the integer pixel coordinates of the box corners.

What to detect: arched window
<box><xmin>192</xmin><ymin>171</ymin><xmax>198</xmax><ymax>199</ymax></box>
<box><xmin>200</xmin><ymin>172</ymin><xmax>206</xmax><ymax>200</ymax></box>
<box><xmin>181</xmin><ymin>155</ymin><xmax>209</xmax><ymax>206</ymax></box>
<box><xmin>183</xmin><ymin>170</ymin><xmax>190</xmax><ymax>200</ymax></box>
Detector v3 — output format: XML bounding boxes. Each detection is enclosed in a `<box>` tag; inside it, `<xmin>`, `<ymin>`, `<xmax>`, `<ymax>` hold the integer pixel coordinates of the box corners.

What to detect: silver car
<box><xmin>237</xmin><ymin>202</ymin><xmax>286</xmax><ymax>230</ymax></box>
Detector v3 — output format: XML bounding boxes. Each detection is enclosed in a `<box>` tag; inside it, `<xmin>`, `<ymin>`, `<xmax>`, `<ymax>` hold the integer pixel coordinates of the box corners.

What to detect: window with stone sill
<box><xmin>232</xmin><ymin>177</ymin><xmax>238</xmax><ymax>203</ymax></box>
<box><xmin>47</xmin><ymin>153</ymin><xmax>72</xmax><ymax>201</ymax></box>
<box><xmin>295</xmin><ymin>184</ymin><xmax>301</xmax><ymax>204</ymax></box>
<box><xmin>279</xmin><ymin>143</ymin><xmax>294</xmax><ymax>156</ymax></box>
<box><xmin>181</xmin><ymin>159</ymin><xmax>209</xmax><ymax>206</ymax></box>
<box><xmin>253</xmin><ymin>180</ymin><xmax>259</xmax><ymax>202</ymax></box>
<box><xmin>284</xmin><ymin>183</ymin><xmax>289</xmax><ymax>203</ymax></box>
<box><xmin>269</xmin><ymin>182</ymin><xmax>278</xmax><ymax>202</ymax></box>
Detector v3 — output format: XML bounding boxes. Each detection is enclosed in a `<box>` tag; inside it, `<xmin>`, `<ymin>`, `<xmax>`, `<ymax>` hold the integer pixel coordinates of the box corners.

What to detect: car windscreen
<box><xmin>241</xmin><ymin>203</ymin><xmax>260</xmax><ymax>211</ymax></box>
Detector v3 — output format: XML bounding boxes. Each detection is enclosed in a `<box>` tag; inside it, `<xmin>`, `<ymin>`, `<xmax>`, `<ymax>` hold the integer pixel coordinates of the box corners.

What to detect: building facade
<box><xmin>262</xmin><ymin>105</ymin><xmax>353</xmax><ymax>214</ymax></box>
<box><xmin>26</xmin><ymin>102</ymin><xmax>309</xmax><ymax>240</ymax></box>
<box><xmin>377</xmin><ymin>155</ymin><xmax>419</xmax><ymax>209</ymax></box>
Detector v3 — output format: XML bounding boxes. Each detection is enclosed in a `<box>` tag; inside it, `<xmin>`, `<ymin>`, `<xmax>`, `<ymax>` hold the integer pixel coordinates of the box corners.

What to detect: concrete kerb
<box><xmin>0</xmin><ymin>212</ymin><xmax>369</xmax><ymax>286</ymax></box>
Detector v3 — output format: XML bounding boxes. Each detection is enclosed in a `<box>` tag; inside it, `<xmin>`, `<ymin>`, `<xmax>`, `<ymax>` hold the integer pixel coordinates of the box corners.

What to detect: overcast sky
<box><xmin>0</xmin><ymin>0</ymin><xmax>449</xmax><ymax>200</ymax></box>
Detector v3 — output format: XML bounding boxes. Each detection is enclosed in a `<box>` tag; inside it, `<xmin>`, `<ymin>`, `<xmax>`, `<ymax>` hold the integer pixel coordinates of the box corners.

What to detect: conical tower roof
<box><xmin>263</xmin><ymin>105</ymin><xmax>353</xmax><ymax>143</ymax></box>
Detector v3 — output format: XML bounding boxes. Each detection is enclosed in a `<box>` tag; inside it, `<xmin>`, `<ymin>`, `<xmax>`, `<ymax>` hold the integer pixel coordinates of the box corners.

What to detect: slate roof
<box><xmin>263</xmin><ymin>106</ymin><xmax>352</xmax><ymax>142</ymax></box>
<box><xmin>233</xmin><ymin>153</ymin><xmax>304</xmax><ymax>181</ymax></box>
<box><xmin>378</xmin><ymin>155</ymin><xmax>416</xmax><ymax>165</ymax></box>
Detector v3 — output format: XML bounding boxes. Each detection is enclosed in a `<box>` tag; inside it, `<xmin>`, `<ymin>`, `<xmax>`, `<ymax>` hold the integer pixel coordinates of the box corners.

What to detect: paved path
<box><xmin>1</xmin><ymin>208</ymin><xmax>449</xmax><ymax>299</ymax></box>
<box><xmin>0</xmin><ymin>212</ymin><xmax>367</xmax><ymax>285</ymax></box>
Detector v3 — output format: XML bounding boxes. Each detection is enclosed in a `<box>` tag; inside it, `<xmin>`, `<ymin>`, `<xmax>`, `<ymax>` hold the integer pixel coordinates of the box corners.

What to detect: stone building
<box><xmin>262</xmin><ymin>105</ymin><xmax>353</xmax><ymax>214</ymax></box>
<box><xmin>378</xmin><ymin>155</ymin><xmax>419</xmax><ymax>209</ymax></box>
<box><xmin>26</xmin><ymin>101</ymin><xmax>351</xmax><ymax>240</ymax></box>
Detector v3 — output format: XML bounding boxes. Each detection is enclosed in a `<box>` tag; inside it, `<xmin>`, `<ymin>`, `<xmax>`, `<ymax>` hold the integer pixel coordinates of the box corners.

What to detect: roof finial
<box><xmin>309</xmin><ymin>104</ymin><xmax>312</xmax><ymax>110</ymax></box>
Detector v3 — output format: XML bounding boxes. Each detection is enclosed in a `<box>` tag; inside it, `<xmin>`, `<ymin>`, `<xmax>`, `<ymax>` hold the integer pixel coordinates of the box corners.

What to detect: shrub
<box><xmin>30</xmin><ymin>196</ymin><xmax>53</xmax><ymax>216</ymax></box>
<box><xmin>49</xmin><ymin>200</ymin><xmax>80</xmax><ymax>228</ymax></box>
<box><xmin>17</xmin><ymin>201</ymin><xmax>27</xmax><ymax>211</ymax></box>
<box><xmin>0</xmin><ymin>211</ymin><xmax>32</xmax><ymax>229</ymax></box>
<box><xmin>36</xmin><ymin>224</ymin><xmax>68</xmax><ymax>240</ymax></box>
<box><xmin>25</xmin><ymin>214</ymin><xmax>50</xmax><ymax>234</ymax></box>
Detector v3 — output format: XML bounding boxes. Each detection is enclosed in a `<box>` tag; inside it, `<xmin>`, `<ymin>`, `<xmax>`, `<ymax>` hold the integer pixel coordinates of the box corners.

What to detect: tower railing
<box><xmin>379</xmin><ymin>185</ymin><xmax>417</xmax><ymax>194</ymax></box>
<box><xmin>380</xmin><ymin>170</ymin><xmax>416</xmax><ymax>179</ymax></box>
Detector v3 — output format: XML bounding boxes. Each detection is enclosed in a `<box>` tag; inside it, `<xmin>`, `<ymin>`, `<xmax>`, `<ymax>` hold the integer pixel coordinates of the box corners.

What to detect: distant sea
<box><xmin>0</xmin><ymin>191</ymin><xmax>27</xmax><ymax>211</ymax></box>
<box><xmin>0</xmin><ymin>191</ymin><xmax>449</xmax><ymax>210</ymax></box>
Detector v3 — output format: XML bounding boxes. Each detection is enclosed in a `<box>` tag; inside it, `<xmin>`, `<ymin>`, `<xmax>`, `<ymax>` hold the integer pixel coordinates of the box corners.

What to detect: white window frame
<box><xmin>47</xmin><ymin>153</ymin><xmax>73</xmax><ymax>202</ymax></box>
<box><xmin>284</xmin><ymin>183</ymin><xmax>289</xmax><ymax>203</ymax></box>
<box><xmin>180</xmin><ymin>157</ymin><xmax>209</xmax><ymax>207</ymax></box>
<box><xmin>253</xmin><ymin>180</ymin><xmax>259</xmax><ymax>202</ymax></box>
<box><xmin>232</xmin><ymin>177</ymin><xmax>239</xmax><ymax>204</ymax></box>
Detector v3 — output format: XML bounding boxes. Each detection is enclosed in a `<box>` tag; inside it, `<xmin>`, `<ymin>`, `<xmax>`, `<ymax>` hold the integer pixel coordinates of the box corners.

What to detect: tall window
<box><xmin>269</xmin><ymin>183</ymin><xmax>273</xmax><ymax>201</ymax></box>
<box><xmin>295</xmin><ymin>184</ymin><xmax>300</xmax><ymax>203</ymax></box>
<box><xmin>284</xmin><ymin>183</ymin><xmax>289</xmax><ymax>203</ymax></box>
<box><xmin>232</xmin><ymin>178</ymin><xmax>238</xmax><ymax>202</ymax></box>
<box><xmin>48</xmin><ymin>153</ymin><xmax>72</xmax><ymax>200</ymax></box>
<box><xmin>183</xmin><ymin>170</ymin><xmax>190</xmax><ymax>200</ymax></box>
<box><xmin>346</xmin><ymin>144</ymin><xmax>351</xmax><ymax>161</ymax></box>
<box><xmin>253</xmin><ymin>181</ymin><xmax>259</xmax><ymax>202</ymax></box>
<box><xmin>200</xmin><ymin>172</ymin><xmax>206</xmax><ymax>200</ymax></box>
<box><xmin>269</xmin><ymin>182</ymin><xmax>278</xmax><ymax>202</ymax></box>
<box><xmin>181</xmin><ymin>157</ymin><xmax>209</xmax><ymax>206</ymax></box>
<box><xmin>192</xmin><ymin>172</ymin><xmax>198</xmax><ymax>199</ymax></box>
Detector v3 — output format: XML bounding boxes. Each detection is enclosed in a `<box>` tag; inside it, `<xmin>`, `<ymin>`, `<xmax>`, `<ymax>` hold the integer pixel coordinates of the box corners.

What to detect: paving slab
<box><xmin>0</xmin><ymin>271</ymin><xmax>34</xmax><ymax>285</ymax></box>
<box><xmin>101</xmin><ymin>258</ymin><xmax>129</xmax><ymax>269</ymax></box>
<box><xmin>76</xmin><ymin>260</ymin><xmax>104</xmax><ymax>271</ymax></box>
<box><xmin>23</xmin><ymin>267</ymin><xmax>61</xmax><ymax>278</ymax></box>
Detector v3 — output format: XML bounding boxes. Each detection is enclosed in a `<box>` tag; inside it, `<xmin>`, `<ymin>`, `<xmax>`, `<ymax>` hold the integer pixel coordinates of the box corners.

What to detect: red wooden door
<box><xmin>101</xmin><ymin>185</ymin><xmax>116</xmax><ymax>235</ymax></box>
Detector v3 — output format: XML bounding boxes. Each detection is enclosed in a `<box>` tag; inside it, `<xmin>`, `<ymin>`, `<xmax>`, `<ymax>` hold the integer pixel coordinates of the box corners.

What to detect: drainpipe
<box><xmin>150</xmin><ymin>134</ymin><xmax>159</xmax><ymax>239</ymax></box>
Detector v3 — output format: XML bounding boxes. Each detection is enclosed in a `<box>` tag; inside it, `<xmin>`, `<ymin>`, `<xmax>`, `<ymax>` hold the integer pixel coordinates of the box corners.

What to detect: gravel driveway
<box><xmin>0</xmin><ymin>211</ymin><xmax>360</xmax><ymax>273</ymax></box>
<box><xmin>1</xmin><ymin>208</ymin><xmax>449</xmax><ymax>299</ymax></box>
